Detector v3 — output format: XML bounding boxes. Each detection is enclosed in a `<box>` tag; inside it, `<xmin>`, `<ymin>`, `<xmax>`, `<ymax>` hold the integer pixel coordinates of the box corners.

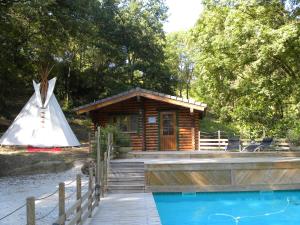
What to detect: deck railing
<box><xmin>51</xmin><ymin>169</ymin><xmax>97</xmax><ymax>225</ymax></box>
<box><xmin>198</xmin><ymin>131</ymin><xmax>290</xmax><ymax>151</ymax></box>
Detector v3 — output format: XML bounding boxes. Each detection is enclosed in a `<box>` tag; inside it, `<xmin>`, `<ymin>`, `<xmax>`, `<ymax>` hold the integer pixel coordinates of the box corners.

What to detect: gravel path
<box><xmin>0</xmin><ymin>161</ymin><xmax>88</xmax><ymax>225</ymax></box>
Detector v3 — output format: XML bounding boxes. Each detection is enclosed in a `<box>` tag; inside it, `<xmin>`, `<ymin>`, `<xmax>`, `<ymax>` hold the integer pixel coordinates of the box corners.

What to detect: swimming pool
<box><xmin>153</xmin><ymin>191</ymin><xmax>300</xmax><ymax>225</ymax></box>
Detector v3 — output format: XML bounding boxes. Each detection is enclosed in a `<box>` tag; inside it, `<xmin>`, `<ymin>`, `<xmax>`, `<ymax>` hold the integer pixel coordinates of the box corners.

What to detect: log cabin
<box><xmin>74</xmin><ymin>88</ymin><xmax>207</xmax><ymax>151</ymax></box>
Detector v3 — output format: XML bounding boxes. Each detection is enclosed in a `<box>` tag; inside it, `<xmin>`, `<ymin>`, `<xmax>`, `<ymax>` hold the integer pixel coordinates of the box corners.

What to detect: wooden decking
<box><xmin>87</xmin><ymin>193</ymin><xmax>161</xmax><ymax>225</ymax></box>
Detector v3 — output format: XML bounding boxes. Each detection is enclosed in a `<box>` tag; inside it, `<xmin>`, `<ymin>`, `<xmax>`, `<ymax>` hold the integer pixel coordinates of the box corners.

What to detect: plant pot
<box><xmin>118</xmin><ymin>146</ymin><xmax>132</xmax><ymax>159</ymax></box>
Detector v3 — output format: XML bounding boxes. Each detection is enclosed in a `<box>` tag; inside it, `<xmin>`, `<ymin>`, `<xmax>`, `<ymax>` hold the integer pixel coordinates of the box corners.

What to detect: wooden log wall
<box><xmin>178</xmin><ymin>110</ymin><xmax>199</xmax><ymax>151</ymax></box>
<box><xmin>144</xmin><ymin>99</ymin><xmax>159</xmax><ymax>151</ymax></box>
<box><xmin>91</xmin><ymin>98</ymin><xmax>143</xmax><ymax>151</ymax></box>
<box><xmin>91</xmin><ymin>97</ymin><xmax>201</xmax><ymax>151</ymax></box>
<box><xmin>195</xmin><ymin>112</ymin><xmax>200</xmax><ymax>150</ymax></box>
<box><xmin>142</xmin><ymin>99</ymin><xmax>200</xmax><ymax>151</ymax></box>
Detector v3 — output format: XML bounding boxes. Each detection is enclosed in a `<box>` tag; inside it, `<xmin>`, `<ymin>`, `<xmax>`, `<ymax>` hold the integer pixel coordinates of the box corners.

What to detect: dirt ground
<box><xmin>0</xmin><ymin>116</ymin><xmax>94</xmax><ymax>176</ymax></box>
<box><xmin>0</xmin><ymin>146</ymin><xmax>91</xmax><ymax>177</ymax></box>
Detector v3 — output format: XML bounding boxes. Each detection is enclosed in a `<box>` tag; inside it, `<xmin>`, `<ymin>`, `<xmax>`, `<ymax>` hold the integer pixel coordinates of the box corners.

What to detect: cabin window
<box><xmin>111</xmin><ymin>114</ymin><xmax>138</xmax><ymax>132</ymax></box>
<box><xmin>162</xmin><ymin>113</ymin><xmax>174</xmax><ymax>135</ymax></box>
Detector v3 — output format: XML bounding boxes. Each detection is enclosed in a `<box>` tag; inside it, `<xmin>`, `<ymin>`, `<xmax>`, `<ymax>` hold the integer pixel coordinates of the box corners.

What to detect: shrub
<box><xmin>287</xmin><ymin>126</ymin><xmax>300</xmax><ymax>146</ymax></box>
<box><xmin>91</xmin><ymin>125</ymin><xmax>131</xmax><ymax>158</ymax></box>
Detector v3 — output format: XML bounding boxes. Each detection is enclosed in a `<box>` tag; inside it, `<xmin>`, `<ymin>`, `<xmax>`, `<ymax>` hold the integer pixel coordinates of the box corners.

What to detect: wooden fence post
<box><xmin>103</xmin><ymin>153</ymin><xmax>107</xmax><ymax>194</ymax></box>
<box><xmin>101</xmin><ymin>160</ymin><xmax>105</xmax><ymax>197</ymax></box>
<box><xmin>96</xmin><ymin>126</ymin><xmax>101</xmax><ymax>204</ymax></box>
<box><xmin>76</xmin><ymin>174</ymin><xmax>82</xmax><ymax>225</ymax></box>
<box><xmin>198</xmin><ymin>130</ymin><xmax>201</xmax><ymax>151</ymax></box>
<box><xmin>106</xmin><ymin>133</ymin><xmax>112</xmax><ymax>191</ymax></box>
<box><xmin>218</xmin><ymin>130</ymin><xmax>221</xmax><ymax>151</ymax></box>
<box><xmin>88</xmin><ymin>132</ymin><xmax>91</xmax><ymax>153</ymax></box>
<box><xmin>88</xmin><ymin>167</ymin><xmax>93</xmax><ymax>218</ymax></box>
<box><xmin>26</xmin><ymin>197</ymin><xmax>35</xmax><ymax>225</ymax></box>
<box><xmin>59</xmin><ymin>183</ymin><xmax>65</xmax><ymax>225</ymax></box>
<box><xmin>107</xmin><ymin>133</ymin><xmax>112</xmax><ymax>167</ymax></box>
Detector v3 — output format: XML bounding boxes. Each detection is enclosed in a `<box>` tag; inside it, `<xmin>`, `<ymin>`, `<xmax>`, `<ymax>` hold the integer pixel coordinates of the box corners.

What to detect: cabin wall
<box><xmin>178</xmin><ymin>109</ymin><xmax>200</xmax><ymax>151</ymax></box>
<box><xmin>195</xmin><ymin>112</ymin><xmax>200</xmax><ymax>150</ymax></box>
<box><xmin>144</xmin><ymin>99</ymin><xmax>159</xmax><ymax>151</ymax></box>
<box><xmin>90</xmin><ymin>97</ymin><xmax>200</xmax><ymax>151</ymax></box>
<box><xmin>91</xmin><ymin>98</ymin><xmax>143</xmax><ymax>151</ymax></box>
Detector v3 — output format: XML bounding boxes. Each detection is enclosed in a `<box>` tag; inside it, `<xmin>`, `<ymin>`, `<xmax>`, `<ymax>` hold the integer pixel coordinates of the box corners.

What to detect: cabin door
<box><xmin>160</xmin><ymin>111</ymin><xmax>177</xmax><ymax>151</ymax></box>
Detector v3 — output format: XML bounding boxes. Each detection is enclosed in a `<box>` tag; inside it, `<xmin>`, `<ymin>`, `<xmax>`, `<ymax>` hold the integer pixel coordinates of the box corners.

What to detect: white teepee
<box><xmin>0</xmin><ymin>77</ymin><xmax>80</xmax><ymax>147</ymax></box>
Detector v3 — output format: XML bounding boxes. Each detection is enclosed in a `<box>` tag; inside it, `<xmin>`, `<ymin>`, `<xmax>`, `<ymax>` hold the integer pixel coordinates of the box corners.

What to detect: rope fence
<box><xmin>0</xmin><ymin>177</ymin><xmax>78</xmax><ymax>223</ymax></box>
<box><xmin>36</xmin><ymin>204</ymin><xmax>58</xmax><ymax>221</ymax></box>
<box><xmin>36</xmin><ymin>189</ymin><xmax>59</xmax><ymax>201</ymax></box>
<box><xmin>0</xmin><ymin>203</ymin><xmax>26</xmax><ymax>222</ymax></box>
<box><xmin>0</xmin><ymin>127</ymin><xmax>109</xmax><ymax>225</ymax></box>
<box><xmin>24</xmin><ymin>127</ymin><xmax>109</xmax><ymax>225</ymax></box>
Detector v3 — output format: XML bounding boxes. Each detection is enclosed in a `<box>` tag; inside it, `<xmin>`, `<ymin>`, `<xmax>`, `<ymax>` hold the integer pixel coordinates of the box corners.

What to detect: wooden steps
<box><xmin>108</xmin><ymin>161</ymin><xmax>145</xmax><ymax>193</ymax></box>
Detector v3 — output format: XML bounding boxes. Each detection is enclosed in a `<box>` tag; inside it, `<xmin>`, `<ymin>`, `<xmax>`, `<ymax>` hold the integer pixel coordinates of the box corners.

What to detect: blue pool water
<box><xmin>153</xmin><ymin>191</ymin><xmax>300</xmax><ymax>225</ymax></box>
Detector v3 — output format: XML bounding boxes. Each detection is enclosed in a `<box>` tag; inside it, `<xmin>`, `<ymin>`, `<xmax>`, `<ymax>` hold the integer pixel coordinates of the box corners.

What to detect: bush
<box><xmin>287</xmin><ymin>125</ymin><xmax>300</xmax><ymax>146</ymax></box>
<box><xmin>91</xmin><ymin>125</ymin><xmax>131</xmax><ymax>158</ymax></box>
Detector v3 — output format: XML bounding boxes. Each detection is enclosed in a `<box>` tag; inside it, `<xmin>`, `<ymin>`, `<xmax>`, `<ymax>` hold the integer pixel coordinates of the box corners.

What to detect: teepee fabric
<box><xmin>0</xmin><ymin>77</ymin><xmax>80</xmax><ymax>147</ymax></box>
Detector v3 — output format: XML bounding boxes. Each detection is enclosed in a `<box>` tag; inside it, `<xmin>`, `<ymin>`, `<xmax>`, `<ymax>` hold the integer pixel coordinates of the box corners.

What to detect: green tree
<box><xmin>165</xmin><ymin>31</ymin><xmax>195</xmax><ymax>98</ymax></box>
<box><xmin>191</xmin><ymin>0</ymin><xmax>300</xmax><ymax>136</ymax></box>
<box><xmin>0</xmin><ymin>0</ymin><xmax>175</xmax><ymax>120</ymax></box>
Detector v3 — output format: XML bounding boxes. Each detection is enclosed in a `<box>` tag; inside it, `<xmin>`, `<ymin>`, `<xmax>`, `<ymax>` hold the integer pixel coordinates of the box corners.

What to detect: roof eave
<box><xmin>73</xmin><ymin>89</ymin><xmax>207</xmax><ymax>114</ymax></box>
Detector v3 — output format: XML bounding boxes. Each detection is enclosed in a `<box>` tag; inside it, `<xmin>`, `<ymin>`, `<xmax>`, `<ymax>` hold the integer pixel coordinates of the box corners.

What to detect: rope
<box><xmin>36</xmin><ymin>178</ymin><xmax>77</xmax><ymax>201</ymax></box>
<box><xmin>0</xmin><ymin>203</ymin><xmax>26</xmax><ymax>221</ymax></box>
<box><xmin>65</xmin><ymin>190</ymin><xmax>77</xmax><ymax>200</ymax></box>
<box><xmin>36</xmin><ymin>204</ymin><xmax>58</xmax><ymax>221</ymax></box>
<box><xmin>36</xmin><ymin>189</ymin><xmax>58</xmax><ymax>201</ymax></box>
<box><xmin>65</xmin><ymin>178</ymin><xmax>77</xmax><ymax>186</ymax></box>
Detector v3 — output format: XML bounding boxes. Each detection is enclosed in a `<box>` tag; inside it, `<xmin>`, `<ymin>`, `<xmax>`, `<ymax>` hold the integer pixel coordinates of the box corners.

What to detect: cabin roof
<box><xmin>74</xmin><ymin>87</ymin><xmax>207</xmax><ymax>114</ymax></box>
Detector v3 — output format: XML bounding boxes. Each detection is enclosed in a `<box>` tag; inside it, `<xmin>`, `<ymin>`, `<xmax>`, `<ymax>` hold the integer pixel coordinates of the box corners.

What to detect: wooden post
<box><xmin>218</xmin><ymin>130</ymin><xmax>221</xmax><ymax>151</ymax></box>
<box><xmin>110</xmin><ymin>132</ymin><xmax>114</xmax><ymax>155</ymax></box>
<box><xmin>100</xmin><ymin>161</ymin><xmax>105</xmax><ymax>197</ymax></box>
<box><xmin>76</xmin><ymin>174</ymin><xmax>82</xmax><ymax>225</ymax></box>
<box><xmin>59</xmin><ymin>183</ymin><xmax>65</xmax><ymax>225</ymax></box>
<box><xmin>103</xmin><ymin>154</ymin><xmax>107</xmax><ymax>194</ymax></box>
<box><xmin>107</xmin><ymin>133</ymin><xmax>112</xmax><ymax>161</ymax></box>
<box><xmin>26</xmin><ymin>197</ymin><xmax>35</xmax><ymax>225</ymax></box>
<box><xmin>97</xmin><ymin>127</ymin><xmax>101</xmax><ymax>184</ymax></box>
<box><xmin>106</xmin><ymin>133</ymin><xmax>112</xmax><ymax>188</ymax></box>
<box><xmin>88</xmin><ymin>167</ymin><xmax>93</xmax><ymax>218</ymax></box>
<box><xmin>88</xmin><ymin>132</ymin><xmax>91</xmax><ymax>153</ymax></box>
<box><xmin>191</xmin><ymin>127</ymin><xmax>195</xmax><ymax>150</ymax></box>
<box><xmin>96</xmin><ymin>126</ymin><xmax>101</xmax><ymax>204</ymax></box>
<box><xmin>94</xmin><ymin>130</ymin><xmax>98</xmax><ymax>157</ymax></box>
<box><xmin>198</xmin><ymin>130</ymin><xmax>200</xmax><ymax>151</ymax></box>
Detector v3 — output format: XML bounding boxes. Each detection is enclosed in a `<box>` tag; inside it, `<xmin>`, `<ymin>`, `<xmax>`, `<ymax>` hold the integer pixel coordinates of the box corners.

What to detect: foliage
<box><xmin>92</xmin><ymin>125</ymin><xmax>131</xmax><ymax>158</ymax></box>
<box><xmin>0</xmin><ymin>0</ymin><xmax>175</xmax><ymax>118</ymax></box>
<box><xmin>2</xmin><ymin>0</ymin><xmax>300</xmax><ymax>139</ymax></box>
<box><xmin>164</xmin><ymin>31</ymin><xmax>195</xmax><ymax>98</ymax></box>
<box><xmin>186</xmin><ymin>0</ymin><xmax>300</xmax><ymax>137</ymax></box>
<box><xmin>287</xmin><ymin>122</ymin><xmax>300</xmax><ymax>146</ymax></box>
<box><xmin>200</xmin><ymin>115</ymin><xmax>238</xmax><ymax>136</ymax></box>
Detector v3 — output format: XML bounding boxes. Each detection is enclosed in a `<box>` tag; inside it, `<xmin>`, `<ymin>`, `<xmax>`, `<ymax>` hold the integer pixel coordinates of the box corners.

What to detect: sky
<box><xmin>164</xmin><ymin>0</ymin><xmax>203</xmax><ymax>33</ymax></box>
